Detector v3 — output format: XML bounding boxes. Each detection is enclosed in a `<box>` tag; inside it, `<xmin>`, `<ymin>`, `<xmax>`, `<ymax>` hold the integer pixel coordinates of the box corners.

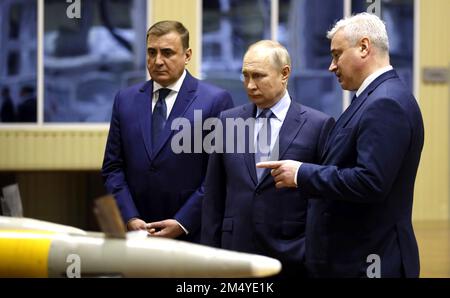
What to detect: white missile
<box><xmin>0</xmin><ymin>218</ymin><xmax>282</xmax><ymax>278</ymax></box>
<box><xmin>0</xmin><ymin>216</ymin><xmax>87</xmax><ymax>235</ymax></box>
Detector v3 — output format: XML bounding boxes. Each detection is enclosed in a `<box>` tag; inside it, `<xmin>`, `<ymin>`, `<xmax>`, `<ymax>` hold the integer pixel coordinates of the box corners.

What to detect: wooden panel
<box><xmin>0</xmin><ymin>171</ymin><xmax>105</xmax><ymax>230</ymax></box>
<box><xmin>151</xmin><ymin>0</ymin><xmax>200</xmax><ymax>77</ymax></box>
<box><xmin>16</xmin><ymin>172</ymin><xmax>88</xmax><ymax>228</ymax></box>
<box><xmin>413</xmin><ymin>0</ymin><xmax>450</xmax><ymax>221</ymax></box>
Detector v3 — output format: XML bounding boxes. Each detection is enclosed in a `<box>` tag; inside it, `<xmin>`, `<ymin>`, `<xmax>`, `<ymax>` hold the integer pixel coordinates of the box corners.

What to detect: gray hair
<box><xmin>246</xmin><ymin>40</ymin><xmax>291</xmax><ymax>70</ymax></box>
<box><xmin>327</xmin><ymin>12</ymin><xmax>389</xmax><ymax>53</ymax></box>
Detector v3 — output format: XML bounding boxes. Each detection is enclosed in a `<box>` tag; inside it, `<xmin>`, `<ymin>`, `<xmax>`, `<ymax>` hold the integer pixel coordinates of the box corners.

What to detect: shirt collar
<box><xmin>153</xmin><ymin>70</ymin><xmax>187</xmax><ymax>93</ymax></box>
<box><xmin>256</xmin><ymin>90</ymin><xmax>291</xmax><ymax>122</ymax></box>
<box><xmin>356</xmin><ymin>65</ymin><xmax>393</xmax><ymax>97</ymax></box>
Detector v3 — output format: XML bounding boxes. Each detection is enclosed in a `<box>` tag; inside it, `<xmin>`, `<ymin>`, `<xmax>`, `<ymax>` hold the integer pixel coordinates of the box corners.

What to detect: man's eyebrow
<box><xmin>146</xmin><ymin>47</ymin><xmax>174</xmax><ymax>50</ymax></box>
<box><xmin>330</xmin><ymin>49</ymin><xmax>343</xmax><ymax>57</ymax></box>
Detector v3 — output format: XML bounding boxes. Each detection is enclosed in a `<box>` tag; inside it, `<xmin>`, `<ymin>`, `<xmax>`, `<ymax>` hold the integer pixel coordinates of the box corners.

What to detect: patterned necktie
<box><xmin>152</xmin><ymin>88</ymin><xmax>171</xmax><ymax>149</ymax></box>
<box><xmin>255</xmin><ymin>109</ymin><xmax>273</xmax><ymax>181</ymax></box>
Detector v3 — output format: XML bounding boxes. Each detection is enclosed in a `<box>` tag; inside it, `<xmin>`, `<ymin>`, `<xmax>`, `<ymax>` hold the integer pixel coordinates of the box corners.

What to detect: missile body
<box><xmin>0</xmin><ymin>216</ymin><xmax>86</xmax><ymax>235</ymax></box>
<box><xmin>0</xmin><ymin>228</ymin><xmax>281</xmax><ymax>278</ymax></box>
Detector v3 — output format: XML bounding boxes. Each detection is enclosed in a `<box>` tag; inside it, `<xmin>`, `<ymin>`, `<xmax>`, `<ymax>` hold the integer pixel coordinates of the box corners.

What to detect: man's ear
<box><xmin>185</xmin><ymin>48</ymin><xmax>192</xmax><ymax>63</ymax></box>
<box><xmin>281</xmin><ymin>65</ymin><xmax>291</xmax><ymax>83</ymax></box>
<box><xmin>360</xmin><ymin>37</ymin><xmax>370</xmax><ymax>58</ymax></box>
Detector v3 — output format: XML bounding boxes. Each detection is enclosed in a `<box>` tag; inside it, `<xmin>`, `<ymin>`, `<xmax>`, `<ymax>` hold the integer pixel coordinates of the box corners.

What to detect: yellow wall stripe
<box><xmin>0</xmin><ymin>128</ymin><xmax>108</xmax><ymax>170</ymax></box>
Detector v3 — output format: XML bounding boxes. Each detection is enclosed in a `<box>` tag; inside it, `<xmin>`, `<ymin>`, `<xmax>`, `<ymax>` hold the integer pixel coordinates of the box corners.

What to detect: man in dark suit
<box><xmin>258</xmin><ymin>13</ymin><xmax>424</xmax><ymax>277</ymax></box>
<box><xmin>201</xmin><ymin>40</ymin><xmax>334</xmax><ymax>277</ymax></box>
<box><xmin>102</xmin><ymin>21</ymin><xmax>233</xmax><ymax>242</ymax></box>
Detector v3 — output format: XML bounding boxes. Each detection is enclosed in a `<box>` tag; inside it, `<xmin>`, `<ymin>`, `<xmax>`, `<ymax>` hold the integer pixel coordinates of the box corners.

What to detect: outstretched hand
<box><xmin>256</xmin><ymin>160</ymin><xmax>302</xmax><ymax>188</ymax></box>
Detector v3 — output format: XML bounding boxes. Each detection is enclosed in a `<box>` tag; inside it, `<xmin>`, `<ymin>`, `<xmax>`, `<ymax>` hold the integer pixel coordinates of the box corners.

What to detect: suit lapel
<box><xmin>136</xmin><ymin>80</ymin><xmax>154</xmax><ymax>162</ymax></box>
<box><xmin>151</xmin><ymin>72</ymin><xmax>198</xmax><ymax>159</ymax></box>
<box><xmin>277</xmin><ymin>102</ymin><xmax>307</xmax><ymax>160</ymax></box>
<box><xmin>322</xmin><ymin>70</ymin><xmax>398</xmax><ymax>159</ymax></box>
<box><xmin>257</xmin><ymin>101</ymin><xmax>307</xmax><ymax>186</ymax></box>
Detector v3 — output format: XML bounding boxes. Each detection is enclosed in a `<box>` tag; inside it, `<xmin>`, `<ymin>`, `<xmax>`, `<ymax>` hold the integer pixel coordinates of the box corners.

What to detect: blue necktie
<box><xmin>152</xmin><ymin>88</ymin><xmax>171</xmax><ymax>150</ymax></box>
<box><xmin>255</xmin><ymin>109</ymin><xmax>273</xmax><ymax>181</ymax></box>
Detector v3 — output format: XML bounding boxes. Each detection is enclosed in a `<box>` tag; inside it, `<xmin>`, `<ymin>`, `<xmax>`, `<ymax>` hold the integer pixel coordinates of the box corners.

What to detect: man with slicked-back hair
<box><xmin>102</xmin><ymin>21</ymin><xmax>233</xmax><ymax>243</ymax></box>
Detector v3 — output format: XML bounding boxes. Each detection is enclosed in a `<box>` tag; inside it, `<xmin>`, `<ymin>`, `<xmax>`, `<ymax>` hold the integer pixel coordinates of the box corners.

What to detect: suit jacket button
<box><xmin>149</xmin><ymin>166</ymin><xmax>155</xmax><ymax>171</ymax></box>
<box><xmin>255</xmin><ymin>190</ymin><xmax>261</xmax><ymax>196</ymax></box>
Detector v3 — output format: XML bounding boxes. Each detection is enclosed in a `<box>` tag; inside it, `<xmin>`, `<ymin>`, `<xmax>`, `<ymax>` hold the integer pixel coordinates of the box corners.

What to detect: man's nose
<box><xmin>246</xmin><ymin>78</ymin><xmax>257</xmax><ymax>90</ymax></box>
<box><xmin>329</xmin><ymin>61</ymin><xmax>337</xmax><ymax>72</ymax></box>
<box><xmin>155</xmin><ymin>52</ymin><xmax>164</xmax><ymax>65</ymax></box>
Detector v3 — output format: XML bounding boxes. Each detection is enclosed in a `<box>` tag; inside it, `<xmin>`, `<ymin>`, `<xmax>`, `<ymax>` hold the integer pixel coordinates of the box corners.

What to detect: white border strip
<box><xmin>0</xmin><ymin>124</ymin><xmax>109</xmax><ymax>131</ymax></box>
<box><xmin>37</xmin><ymin>0</ymin><xmax>44</xmax><ymax>125</ymax></box>
<box><xmin>344</xmin><ymin>0</ymin><xmax>352</xmax><ymax>17</ymax></box>
<box><xmin>146</xmin><ymin>0</ymin><xmax>152</xmax><ymax>81</ymax></box>
<box><xmin>271</xmin><ymin>0</ymin><xmax>279</xmax><ymax>41</ymax></box>
<box><xmin>197</xmin><ymin>0</ymin><xmax>202</xmax><ymax>78</ymax></box>
<box><xmin>342</xmin><ymin>0</ymin><xmax>352</xmax><ymax>111</ymax></box>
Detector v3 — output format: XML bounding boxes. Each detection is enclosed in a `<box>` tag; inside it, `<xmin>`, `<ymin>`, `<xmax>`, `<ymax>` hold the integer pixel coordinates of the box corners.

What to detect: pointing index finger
<box><xmin>256</xmin><ymin>161</ymin><xmax>284</xmax><ymax>169</ymax></box>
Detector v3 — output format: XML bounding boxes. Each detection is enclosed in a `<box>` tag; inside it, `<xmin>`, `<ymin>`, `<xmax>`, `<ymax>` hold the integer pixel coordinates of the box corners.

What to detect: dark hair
<box><xmin>146</xmin><ymin>20</ymin><xmax>189</xmax><ymax>50</ymax></box>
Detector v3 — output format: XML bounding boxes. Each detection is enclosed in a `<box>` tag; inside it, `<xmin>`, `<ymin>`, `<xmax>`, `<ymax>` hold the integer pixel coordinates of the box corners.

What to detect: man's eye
<box><xmin>162</xmin><ymin>50</ymin><xmax>174</xmax><ymax>57</ymax></box>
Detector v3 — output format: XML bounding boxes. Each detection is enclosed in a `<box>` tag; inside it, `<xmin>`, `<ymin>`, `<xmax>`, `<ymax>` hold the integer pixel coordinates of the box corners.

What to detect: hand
<box><xmin>256</xmin><ymin>160</ymin><xmax>302</xmax><ymax>188</ymax></box>
<box><xmin>127</xmin><ymin>218</ymin><xmax>147</xmax><ymax>231</ymax></box>
<box><xmin>146</xmin><ymin>219</ymin><xmax>184</xmax><ymax>239</ymax></box>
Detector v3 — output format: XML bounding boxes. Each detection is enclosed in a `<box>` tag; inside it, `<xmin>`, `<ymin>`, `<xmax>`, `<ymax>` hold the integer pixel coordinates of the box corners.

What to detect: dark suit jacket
<box><xmin>201</xmin><ymin>100</ymin><xmax>334</xmax><ymax>276</ymax></box>
<box><xmin>102</xmin><ymin>71</ymin><xmax>233</xmax><ymax>242</ymax></box>
<box><xmin>297</xmin><ymin>70</ymin><xmax>424</xmax><ymax>277</ymax></box>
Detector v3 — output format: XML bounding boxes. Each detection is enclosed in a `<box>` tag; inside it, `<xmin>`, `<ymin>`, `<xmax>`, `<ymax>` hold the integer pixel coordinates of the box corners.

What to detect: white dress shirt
<box><xmin>356</xmin><ymin>65</ymin><xmax>393</xmax><ymax>97</ymax></box>
<box><xmin>152</xmin><ymin>70</ymin><xmax>187</xmax><ymax>118</ymax></box>
<box><xmin>254</xmin><ymin>90</ymin><xmax>291</xmax><ymax>153</ymax></box>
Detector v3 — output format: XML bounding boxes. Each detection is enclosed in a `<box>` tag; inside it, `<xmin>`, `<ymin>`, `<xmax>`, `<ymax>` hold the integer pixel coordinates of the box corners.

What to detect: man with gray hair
<box><xmin>201</xmin><ymin>40</ymin><xmax>334</xmax><ymax>277</ymax></box>
<box><xmin>258</xmin><ymin>13</ymin><xmax>424</xmax><ymax>277</ymax></box>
